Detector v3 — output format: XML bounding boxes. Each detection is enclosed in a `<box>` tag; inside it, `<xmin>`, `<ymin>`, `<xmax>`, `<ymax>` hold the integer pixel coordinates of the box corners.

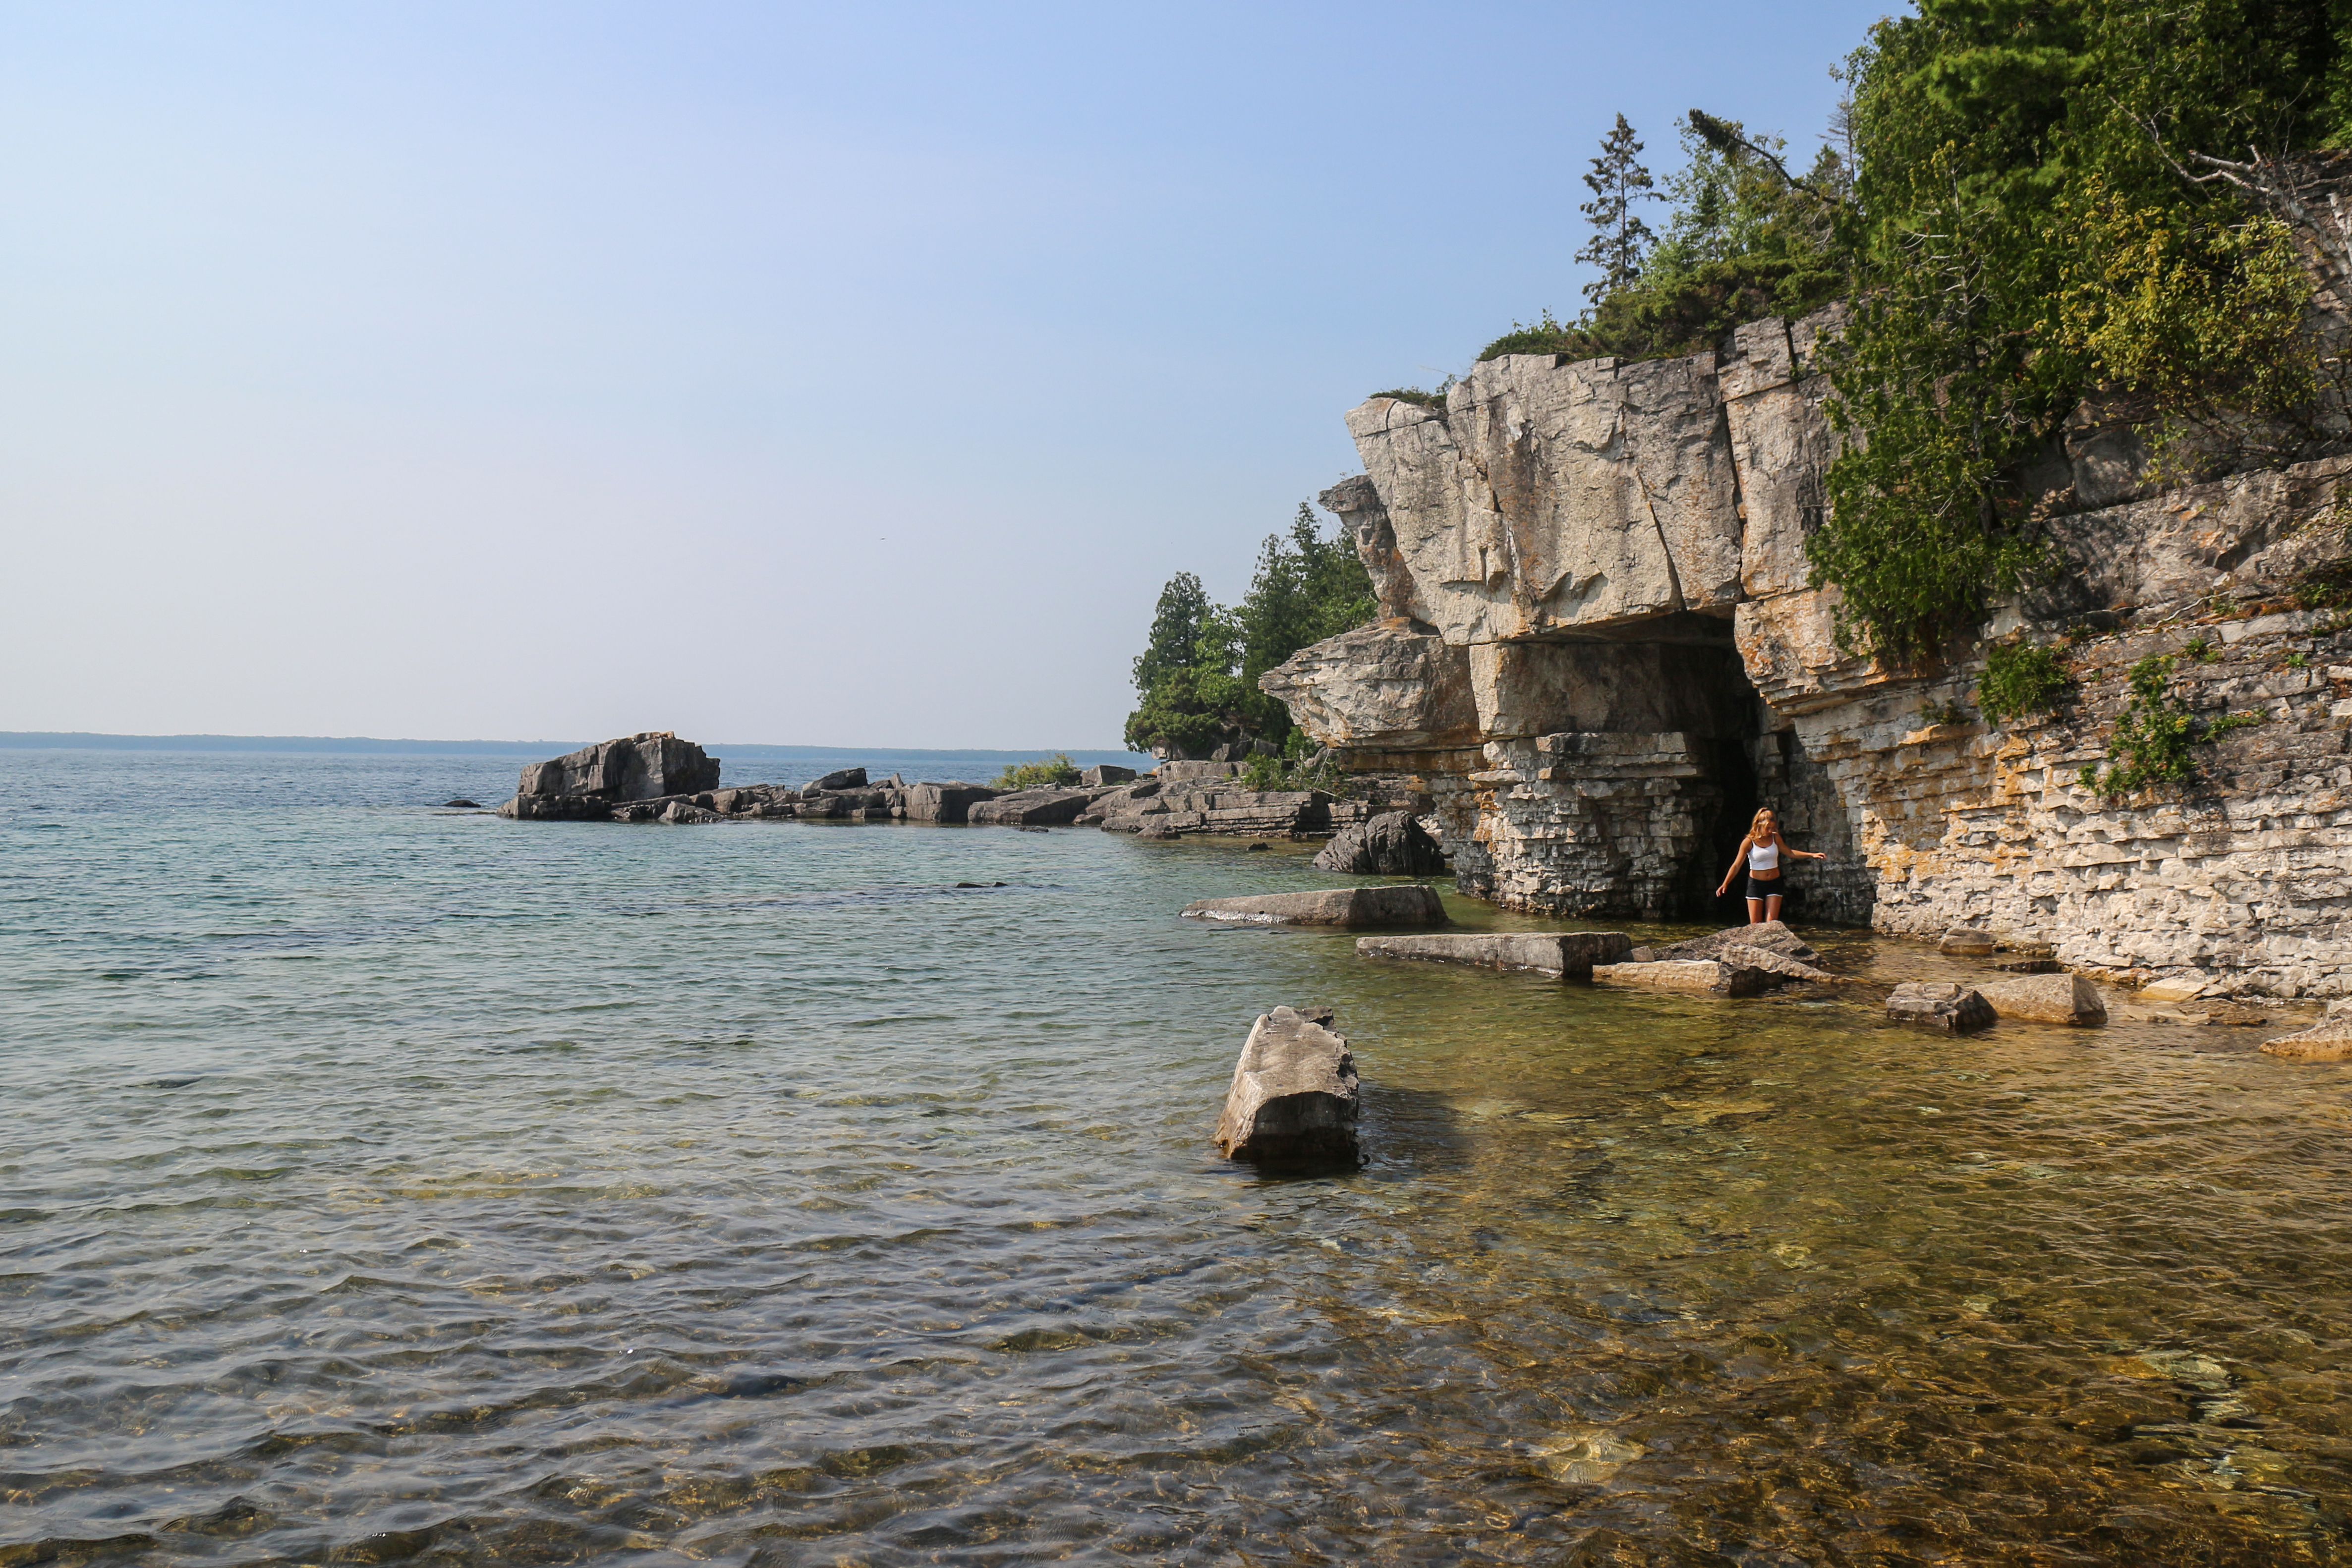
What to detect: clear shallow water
<box><xmin>6</xmin><ymin>750</ymin><xmax>2352</xmax><ymax>1566</ymax></box>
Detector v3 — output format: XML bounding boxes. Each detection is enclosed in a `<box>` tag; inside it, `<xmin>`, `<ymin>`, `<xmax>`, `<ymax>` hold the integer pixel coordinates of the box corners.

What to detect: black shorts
<box><xmin>1743</xmin><ymin>875</ymin><xmax>1786</xmax><ymax>901</ymax></box>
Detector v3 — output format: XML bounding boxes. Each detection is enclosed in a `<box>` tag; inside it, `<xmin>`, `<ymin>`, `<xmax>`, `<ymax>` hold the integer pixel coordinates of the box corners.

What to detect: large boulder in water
<box><xmin>1214</xmin><ymin>1006</ymin><xmax>1360</xmax><ymax>1167</ymax></box>
<box><xmin>1887</xmin><ymin>982</ymin><xmax>1996</xmax><ymax>1034</ymax></box>
<box><xmin>1312</xmin><ymin>811</ymin><xmax>1448</xmax><ymax>876</ymax></box>
<box><xmin>516</xmin><ymin>732</ymin><xmax>720</xmax><ymax>803</ymax></box>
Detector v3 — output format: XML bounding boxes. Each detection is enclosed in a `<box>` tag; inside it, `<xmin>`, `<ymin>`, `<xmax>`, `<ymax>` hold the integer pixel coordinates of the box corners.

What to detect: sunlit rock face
<box><xmin>1269</xmin><ymin>309</ymin><xmax>2352</xmax><ymax>997</ymax></box>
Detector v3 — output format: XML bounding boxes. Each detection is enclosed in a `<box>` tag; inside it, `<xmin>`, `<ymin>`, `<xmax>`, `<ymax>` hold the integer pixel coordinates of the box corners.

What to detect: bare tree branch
<box><xmin>1687</xmin><ymin>109</ymin><xmax>1838</xmax><ymax>203</ymax></box>
<box><xmin>2134</xmin><ymin>112</ymin><xmax>2352</xmax><ymax>312</ymax></box>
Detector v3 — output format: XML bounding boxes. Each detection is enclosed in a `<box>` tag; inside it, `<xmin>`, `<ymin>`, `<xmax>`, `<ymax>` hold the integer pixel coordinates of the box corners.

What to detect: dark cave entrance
<box><xmin>1698</xmin><ymin>732</ymin><xmax>1763</xmax><ymax>923</ymax></box>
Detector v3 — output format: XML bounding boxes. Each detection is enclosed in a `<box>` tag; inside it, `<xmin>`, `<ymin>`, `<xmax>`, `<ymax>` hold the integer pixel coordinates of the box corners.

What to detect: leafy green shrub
<box><xmin>1478</xmin><ymin>311</ymin><xmax>1598</xmax><ymax>362</ymax></box>
<box><xmin>2293</xmin><ymin>560</ymin><xmax>2352</xmax><ymax>611</ymax></box>
<box><xmin>1123</xmin><ymin>505</ymin><xmax>1377</xmax><ymax>757</ymax></box>
<box><xmin>1976</xmin><ymin>642</ymin><xmax>2070</xmax><ymax>725</ymax></box>
<box><xmin>1370</xmin><ymin>385</ymin><xmax>1452</xmax><ymax>409</ymax></box>
<box><xmin>1239</xmin><ymin>732</ymin><xmax>1355</xmax><ymax>797</ymax></box>
<box><xmin>2080</xmin><ymin>655</ymin><xmax>2260</xmax><ymax>796</ymax></box>
<box><xmin>992</xmin><ymin>753</ymin><xmax>1081</xmax><ymax>791</ymax></box>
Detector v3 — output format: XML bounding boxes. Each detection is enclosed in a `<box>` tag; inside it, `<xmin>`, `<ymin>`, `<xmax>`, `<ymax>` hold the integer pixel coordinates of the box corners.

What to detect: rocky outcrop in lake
<box><xmin>1262</xmin><ymin>310</ymin><xmax>2352</xmax><ymax>999</ymax></box>
<box><xmin>494</xmin><ymin>742</ymin><xmax>1362</xmax><ymax>842</ymax></box>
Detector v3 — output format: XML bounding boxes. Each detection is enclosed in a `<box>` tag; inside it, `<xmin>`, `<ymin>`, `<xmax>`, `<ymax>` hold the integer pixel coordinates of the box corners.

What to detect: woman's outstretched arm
<box><xmin>1716</xmin><ymin>835</ymin><xmax>1753</xmax><ymax>896</ymax></box>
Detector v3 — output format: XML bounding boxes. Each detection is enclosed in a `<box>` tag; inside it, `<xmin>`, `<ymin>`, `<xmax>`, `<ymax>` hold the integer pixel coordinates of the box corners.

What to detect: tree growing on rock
<box><xmin>1123</xmin><ymin>505</ymin><xmax>1376</xmax><ymax>758</ymax></box>
<box><xmin>1576</xmin><ymin>113</ymin><xmax>1662</xmax><ymax>306</ymax></box>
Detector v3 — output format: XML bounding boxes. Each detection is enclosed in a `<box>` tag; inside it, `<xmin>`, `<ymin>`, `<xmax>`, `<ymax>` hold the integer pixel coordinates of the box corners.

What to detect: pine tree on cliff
<box><xmin>1576</xmin><ymin>113</ymin><xmax>1659</xmax><ymax>306</ymax></box>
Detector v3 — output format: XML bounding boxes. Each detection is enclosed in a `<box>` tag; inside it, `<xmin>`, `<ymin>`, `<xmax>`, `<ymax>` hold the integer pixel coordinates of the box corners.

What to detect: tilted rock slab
<box><xmin>1887</xmin><ymin>983</ymin><xmax>1996</xmax><ymax>1034</ymax></box>
<box><xmin>1214</xmin><ymin>1006</ymin><xmax>1360</xmax><ymax>1167</ymax></box>
<box><xmin>1713</xmin><ymin>943</ymin><xmax>1836</xmax><ymax>985</ymax></box>
<box><xmin>1655</xmin><ymin>920</ymin><xmax>1821</xmax><ymax>965</ymax></box>
<box><xmin>1314</xmin><ymin>811</ymin><xmax>1448</xmax><ymax>876</ymax></box>
<box><xmin>2260</xmin><ymin>1018</ymin><xmax>2352</xmax><ymax>1062</ymax></box>
<box><xmin>1183</xmin><ymin>886</ymin><xmax>1448</xmax><ymax>928</ymax></box>
<box><xmin>1591</xmin><ymin>959</ymin><xmax>1774</xmax><ymax>998</ymax></box>
<box><xmin>1356</xmin><ymin>930</ymin><xmax>1632</xmax><ymax>980</ymax></box>
<box><xmin>969</xmin><ymin>788</ymin><xmax>1099</xmax><ymax>827</ymax></box>
<box><xmin>1975</xmin><ymin>973</ymin><xmax>2107</xmax><ymax>1026</ymax></box>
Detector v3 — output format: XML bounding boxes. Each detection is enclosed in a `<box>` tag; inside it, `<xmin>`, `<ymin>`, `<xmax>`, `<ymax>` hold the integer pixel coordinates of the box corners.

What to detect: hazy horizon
<box><xmin>4</xmin><ymin>0</ymin><xmax>1886</xmax><ymax>748</ymax></box>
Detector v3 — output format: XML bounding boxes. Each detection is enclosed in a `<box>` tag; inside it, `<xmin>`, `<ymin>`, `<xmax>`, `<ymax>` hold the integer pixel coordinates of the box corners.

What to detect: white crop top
<box><xmin>1748</xmin><ymin>839</ymin><xmax>1780</xmax><ymax>870</ymax></box>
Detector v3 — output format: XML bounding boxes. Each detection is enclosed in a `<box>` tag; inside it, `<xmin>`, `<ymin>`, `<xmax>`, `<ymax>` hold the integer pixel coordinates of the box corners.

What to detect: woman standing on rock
<box><xmin>1717</xmin><ymin>807</ymin><xmax>1827</xmax><ymax>925</ymax></box>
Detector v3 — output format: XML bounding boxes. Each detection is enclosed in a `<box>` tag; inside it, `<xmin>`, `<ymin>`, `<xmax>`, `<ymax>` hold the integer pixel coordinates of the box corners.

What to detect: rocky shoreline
<box><xmin>1245</xmin><ymin>312</ymin><xmax>2352</xmax><ymax>1001</ymax></box>
<box><xmin>492</xmin><ymin>732</ymin><xmax>1447</xmax><ymax>861</ymax></box>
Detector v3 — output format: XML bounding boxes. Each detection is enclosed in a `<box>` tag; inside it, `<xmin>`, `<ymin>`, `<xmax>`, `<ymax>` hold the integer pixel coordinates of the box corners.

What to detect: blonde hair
<box><xmin>1749</xmin><ymin>807</ymin><xmax>1779</xmax><ymax>839</ymax></box>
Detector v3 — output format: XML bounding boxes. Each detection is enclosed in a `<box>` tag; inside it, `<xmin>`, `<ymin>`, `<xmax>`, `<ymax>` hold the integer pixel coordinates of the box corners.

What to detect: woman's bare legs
<box><xmin>1764</xmin><ymin>892</ymin><xmax>1784</xmax><ymax>923</ymax></box>
<box><xmin>1746</xmin><ymin>897</ymin><xmax>1765</xmax><ymax>924</ymax></box>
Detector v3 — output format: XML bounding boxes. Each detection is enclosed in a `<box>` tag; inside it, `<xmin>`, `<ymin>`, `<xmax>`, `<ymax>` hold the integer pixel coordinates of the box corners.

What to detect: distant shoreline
<box><xmin>0</xmin><ymin>731</ymin><xmax>1154</xmax><ymax>767</ymax></box>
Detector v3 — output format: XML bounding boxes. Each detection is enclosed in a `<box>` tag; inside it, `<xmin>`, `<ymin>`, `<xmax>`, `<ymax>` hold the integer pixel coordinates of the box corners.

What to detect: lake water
<box><xmin>6</xmin><ymin>749</ymin><xmax>2352</xmax><ymax>1565</ymax></box>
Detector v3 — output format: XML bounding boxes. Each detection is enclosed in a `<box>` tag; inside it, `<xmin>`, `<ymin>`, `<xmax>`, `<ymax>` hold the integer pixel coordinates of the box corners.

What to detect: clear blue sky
<box><xmin>1</xmin><ymin>1</ymin><xmax>1892</xmax><ymax>747</ymax></box>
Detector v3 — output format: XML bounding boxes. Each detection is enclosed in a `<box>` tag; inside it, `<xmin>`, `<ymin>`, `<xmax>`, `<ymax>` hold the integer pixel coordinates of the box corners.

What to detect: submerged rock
<box><xmin>1214</xmin><ymin>1006</ymin><xmax>1360</xmax><ymax>1167</ymax></box>
<box><xmin>1592</xmin><ymin>959</ymin><xmax>1773</xmax><ymax>998</ymax></box>
<box><xmin>442</xmin><ymin>798</ymin><xmax>481</xmax><ymax>809</ymax></box>
<box><xmin>498</xmin><ymin>793</ymin><xmax>615</xmax><ymax>821</ymax></box>
<box><xmin>2260</xmin><ymin>1018</ymin><xmax>2352</xmax><ymax>1061</ymax></box>
<box><xmin>1183</xmin><ymin>886</ymin><xmax>1448</xmax><ymax>928</ymax></box>
<box><xmin>1976</xmin><ymin>973</ymin><xmax>2107</xmax><ymax>1026</ymax></box>
<box><xmin>1312</xmin><ymin>811</ymin><xmax>1448</xmax><ymax>877</ymax></box>
<box><xmin>1888</xmin><ymin>982</ymin><xmax>1996</xmax><ymax>1034</ymax></box>
<box><xmin>1355</xmin><ymin>931</ymin><xmax>1631</xmax><ymax>980</ymax></box>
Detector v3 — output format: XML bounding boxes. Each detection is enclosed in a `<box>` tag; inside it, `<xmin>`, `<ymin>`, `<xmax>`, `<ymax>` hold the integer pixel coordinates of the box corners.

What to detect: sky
<box><xmin>0</xmin><ymin>1</ymin><xmax>1892</xmax><ymax>749</ymax></box>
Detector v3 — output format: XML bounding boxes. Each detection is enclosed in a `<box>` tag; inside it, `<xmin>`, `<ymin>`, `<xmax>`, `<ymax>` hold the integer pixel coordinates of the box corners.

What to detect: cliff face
<box><xmin>1264</xmin><ymin>311</ymin><xmax>2352</xmax><ymax>998</ymax></box>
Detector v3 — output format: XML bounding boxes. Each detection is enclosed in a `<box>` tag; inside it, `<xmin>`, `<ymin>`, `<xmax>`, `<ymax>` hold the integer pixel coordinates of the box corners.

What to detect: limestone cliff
<box><xmin>1264</xmin><ymin>311</ymin><xmax>2352</xmax><ymax>998</ymax></box>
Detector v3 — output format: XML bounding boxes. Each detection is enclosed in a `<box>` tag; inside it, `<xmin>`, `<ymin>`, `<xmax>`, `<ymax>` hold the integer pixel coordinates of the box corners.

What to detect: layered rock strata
<box><xmin>1265</xmin><ymin>310</ymin><xmax>2352</xmax><ymax>997</ymax></box>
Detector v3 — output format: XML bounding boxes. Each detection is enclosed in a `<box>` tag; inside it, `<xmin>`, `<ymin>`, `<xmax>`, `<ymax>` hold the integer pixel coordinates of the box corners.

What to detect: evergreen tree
<box><xmin>1122</xmin><ymin>506</ymin><xmax>1376</xmax><ymax>756</ymax></box>
<box><xmin>1130</xmin><ymin>571</ymin><xmax>1211</xmax><ymax>696</ymax></box>
<box><xmin>1575</xmin><ymin>113</ymin><xmax>1661</xmax><ymax>306</ymax></box>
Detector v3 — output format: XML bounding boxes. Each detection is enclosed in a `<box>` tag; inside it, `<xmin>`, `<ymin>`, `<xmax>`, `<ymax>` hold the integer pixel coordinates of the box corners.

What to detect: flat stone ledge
<box><xmin>1356</xmin><ymin>931</ymin><xmax>1631</xmax><ymax>979</ymax></box>
<box><xmin>1183</xmin><ymin>886</ymin><xmax>1449</xmax><ymax>928</ymax></box>
<box><xmin>1976</xmin><ymin>973</ymin><xmax>2107</xmax><ymax>1025</ymax></box>
<box><xmin>1592</xmin><ymin>959</ymin><xmax>1772</xmax><ymax>998</ymax></box>
<box><xmin>2261</xmin><ymin>1018</ymin><xmax>2352</xmax><ymax>1062</ymax></box>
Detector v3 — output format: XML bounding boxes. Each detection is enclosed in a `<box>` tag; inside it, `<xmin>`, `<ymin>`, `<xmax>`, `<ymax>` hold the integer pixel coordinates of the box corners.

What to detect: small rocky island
<box><xmin>495</xmin><ymin>731</ymin><xmax>1449</xmax><ymax>864</ymax></box>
